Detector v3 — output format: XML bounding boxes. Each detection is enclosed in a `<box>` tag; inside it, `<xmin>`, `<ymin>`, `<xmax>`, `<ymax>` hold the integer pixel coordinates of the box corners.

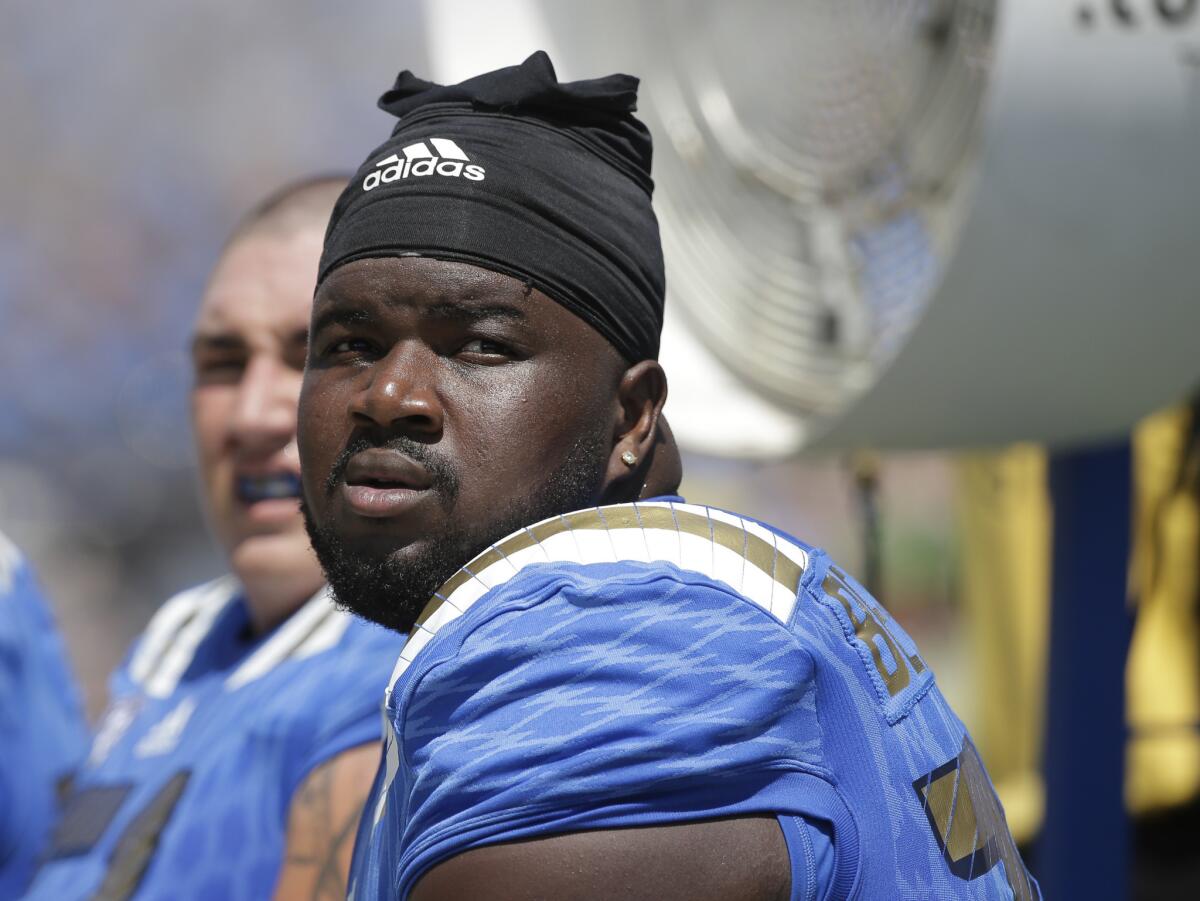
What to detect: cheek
<box><xmin>277</xmin><ymin>370</ymin><xmax>305</xmax><ymax>418</ymax></box>
<box><xmin>297</xmin><ymin>376</ymin><xmax>350</xmax><ymax>477</ymax></box>
<box><xmin>190</xmin><ymin>392</ymin><xmax>237</xmax><ymax>535</ymax></box>
<box><xmin>191</xmin><ymin>388</ymin><xmax>233</xmax><ymax>469</ymax></box>
<box><xmin>450</xmin><ymin>370</ymin><xmax>605</xmax><ymax>478</ymax></box>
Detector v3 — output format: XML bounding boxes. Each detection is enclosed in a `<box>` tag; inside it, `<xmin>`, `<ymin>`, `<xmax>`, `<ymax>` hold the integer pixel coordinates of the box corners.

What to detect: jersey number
<box><xmin>47</xmin><ymin>770</ymin><xmax>191</xmax><ymax>901</ymax></box>
<box><xmin>914</xmin><ymin>741</ymin><xmax>1035</xmax><ymax>900</ymax></box>
<box><xmin>822</xmin><ymin>565</ymin><xmax>926</xmax><ymax>698</ymax></box>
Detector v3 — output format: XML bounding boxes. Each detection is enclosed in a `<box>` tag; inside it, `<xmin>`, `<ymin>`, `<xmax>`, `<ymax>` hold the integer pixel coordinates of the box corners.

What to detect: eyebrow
<box><xmin>309</xmin><ymin>307</ymin><xmax>373</xmax><ymax>336</ymax></box>
<box><xmin>190</xmin><ymin>327</ymin><xmax>309</xmax><ymax>353</ymax></box>
<box><xmin>422</xmin><ymin>301</ymin><xmax>528</xmax><ymax>323</ymax></box>
<box><xmin>311</xmin><ymin>299</ymin><xmax>528</xmax><ymax>336</ymax></box>
<box><xmin>191</xmin><ymin>333</ymin><xmax>245</xmax><ymax>354</ymax></box>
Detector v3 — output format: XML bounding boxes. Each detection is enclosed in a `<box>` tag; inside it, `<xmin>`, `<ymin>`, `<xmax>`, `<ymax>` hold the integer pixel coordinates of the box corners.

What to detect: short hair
<box><xmin>223</xmin><ymin>174</ymin><xmax>349</xmax><ymax>249</ymax></box>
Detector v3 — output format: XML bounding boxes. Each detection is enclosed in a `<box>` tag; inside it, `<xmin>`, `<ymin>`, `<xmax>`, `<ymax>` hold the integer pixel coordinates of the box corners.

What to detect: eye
<box><xmin>459</xmin><ymin>338</ymin><xmax>511</xmax><ymax>357</ymax></box>
<box><xmin>193</xmin><ymin>356</ymin><xmax>245</xmax><ymax>385</ymax></box>
<box><xmin>200</xmin><ymin>358</ymin><xmax>244</xmax><ymax>372</ymax></box>
<box><xmin>325</xmin><ymin>337</ymin><xmax>376</xmax><ymax>358</ymax></box>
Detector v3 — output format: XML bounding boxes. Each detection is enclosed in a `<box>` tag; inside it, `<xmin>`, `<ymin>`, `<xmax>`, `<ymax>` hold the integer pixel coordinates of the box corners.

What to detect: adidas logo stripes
<box><xmin>363</xmin><ymin>137</ymin><xmax>485</xmax><ymax>190</ymax></box>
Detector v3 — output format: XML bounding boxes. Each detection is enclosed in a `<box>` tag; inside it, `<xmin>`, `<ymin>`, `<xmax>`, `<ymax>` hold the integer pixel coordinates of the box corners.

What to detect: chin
<box><xmin>303</xmin><ymin>512</ymin><xmax>464</xmax><ymax>634</ymax></box>
<box><xmin>228</xmin><ymin>532</ymin><xmax>320</xmax><ymax>583</ymax></box>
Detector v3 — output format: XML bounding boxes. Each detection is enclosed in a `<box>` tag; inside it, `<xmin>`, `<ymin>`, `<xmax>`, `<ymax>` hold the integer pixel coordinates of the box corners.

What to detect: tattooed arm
<box><xmin>271</xmin><ymin>743</ymin><xmax>381</xmax><ymax>901</ymax></box>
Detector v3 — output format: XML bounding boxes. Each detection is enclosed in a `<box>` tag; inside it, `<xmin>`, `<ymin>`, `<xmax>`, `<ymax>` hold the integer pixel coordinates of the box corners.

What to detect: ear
<box><xmin>600</xmin><ymin>360</ymin><xmax>668</xmax><ymax>503</ymax></box>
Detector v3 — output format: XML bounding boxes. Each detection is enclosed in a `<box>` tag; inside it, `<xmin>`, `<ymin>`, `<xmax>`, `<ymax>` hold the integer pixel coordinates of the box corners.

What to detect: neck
<box><xmin>237</xmin><ymin>569</ymin><xmax>325</xmax><ymax>636</ymax></box>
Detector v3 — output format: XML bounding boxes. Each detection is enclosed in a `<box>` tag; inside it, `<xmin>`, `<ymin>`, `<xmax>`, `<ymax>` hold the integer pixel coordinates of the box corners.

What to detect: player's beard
<box><xmin>302</xmin><ymin>425</ymin><xmax>609</xmax><ymax>635</ymax></box>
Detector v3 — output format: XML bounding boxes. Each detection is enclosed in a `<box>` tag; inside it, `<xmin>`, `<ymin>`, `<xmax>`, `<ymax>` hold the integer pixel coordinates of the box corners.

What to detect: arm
<box><xmin>271</xmin><ymin>742</ymin><xmax>380</xmax><ymax>901</ymax></box>
<box><xmin>410</xmin><ymin>816</ymin><xmax>791</xmax><ymax>901</ymax></box>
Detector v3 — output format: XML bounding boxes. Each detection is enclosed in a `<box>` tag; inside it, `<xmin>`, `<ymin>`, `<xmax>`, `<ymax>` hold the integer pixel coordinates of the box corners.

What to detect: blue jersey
<box><xmin>24</xmin><ymin>575</ymin><xmax>405</xmax><ymax>901</ymax></box>
<box><xmin>350</xmin><ymin>500</ymin><xmax>1039</xmax><ymax>900</ymax></box>
<box><xmin>0</xmin><ymin>533</ymin><xmax>88</xmax><ymax>898</ymax></box>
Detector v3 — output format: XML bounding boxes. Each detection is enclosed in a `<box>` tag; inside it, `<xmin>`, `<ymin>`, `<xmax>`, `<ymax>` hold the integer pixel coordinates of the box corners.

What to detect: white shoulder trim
<box><xmin>129</xmin><ymin>575</ymin><xmax>240</xmax><ymax>698</ymax></box>
<box><xmin>224</xmin><ymin>587</ymin><xmax>351</xmax><ymax>691</ymax></box>
<box><xmin>385</xmin><ymin>502</ymin><xmax>809</xmax><ymax>698</ymax></box>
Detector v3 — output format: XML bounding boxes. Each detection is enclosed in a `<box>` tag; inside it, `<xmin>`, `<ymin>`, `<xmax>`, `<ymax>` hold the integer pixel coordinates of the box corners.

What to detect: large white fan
<box><xmin>425</xmin><ymin>0</ymin><xmax>1200</xmax><ymax>456</ymax></box>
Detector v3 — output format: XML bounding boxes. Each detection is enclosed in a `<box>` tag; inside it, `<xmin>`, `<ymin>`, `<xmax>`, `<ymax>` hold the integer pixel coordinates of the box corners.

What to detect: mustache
<box><xmin>324</xmin><ymin>435</ymin><xmax>460</xmax><ymax>501</ymax></box>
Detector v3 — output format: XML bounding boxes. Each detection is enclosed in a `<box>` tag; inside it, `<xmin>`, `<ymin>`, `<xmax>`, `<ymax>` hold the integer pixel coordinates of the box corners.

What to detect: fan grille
<box><xmin>583</xmin><ymin>0</ymin><xmax>998</xmax><ymax>414</ymax></box>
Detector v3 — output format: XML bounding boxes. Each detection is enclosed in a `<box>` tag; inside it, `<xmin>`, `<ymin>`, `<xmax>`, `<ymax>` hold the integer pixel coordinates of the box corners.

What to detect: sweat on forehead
<box><xmin>319</xmin><ymin>51</ymin><xmax>666</xmax><ymax>364</ymax></box>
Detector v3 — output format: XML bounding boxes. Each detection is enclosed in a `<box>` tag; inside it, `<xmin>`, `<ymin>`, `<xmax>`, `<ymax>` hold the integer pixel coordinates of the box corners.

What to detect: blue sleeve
<box><xmin>0</xmin><ymin>544</ymin><xmax>88</xmax><ymax>897</ymax></box>
<box><xmin>393</xmin><ymin>561</ymin><xmax>849</xmax><ymax>896</ymax></box>
<box><xmin>778</xmin><ymin>815</ymin><xmax>836</xmax><ymax>901</ymax></box>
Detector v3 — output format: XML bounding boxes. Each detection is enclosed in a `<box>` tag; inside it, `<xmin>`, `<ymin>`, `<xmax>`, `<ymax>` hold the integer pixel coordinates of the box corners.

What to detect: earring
<box><xmin>621</xmin><ymin>450</ymin><xmax>638</xmax><ymax>467</ymax></box>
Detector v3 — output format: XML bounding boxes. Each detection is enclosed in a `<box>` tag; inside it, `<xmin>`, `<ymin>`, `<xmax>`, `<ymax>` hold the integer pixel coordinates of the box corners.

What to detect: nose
<box><xmin>349</xmin><ymin>343</ymin><xmax>443</xmax><ymax>437</ymax></box>
<box><xmin>228</xmin><ymin>354</ymin><xmax>300</xmax><ymax>456</ymax></box>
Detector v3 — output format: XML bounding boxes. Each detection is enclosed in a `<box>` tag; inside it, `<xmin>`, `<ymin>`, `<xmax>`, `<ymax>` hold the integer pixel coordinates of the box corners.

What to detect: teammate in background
<box><xmin>0</xmin><ymin>533</ymin><xmax>88</xmax><ymax>896</ymax></box>
<box><xmin>23</xmin><ymin>177</ymin><xmax>405</xmax><ymax>901</ymax></box>
<box><xmin>298</xmin><ymin>53</ymin><xmax>1040</xmax><ymax>900</ymax></box>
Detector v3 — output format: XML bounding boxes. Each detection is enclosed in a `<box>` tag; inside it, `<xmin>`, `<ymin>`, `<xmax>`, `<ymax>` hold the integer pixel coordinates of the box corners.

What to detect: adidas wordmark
<box><xmin>363</xmin><ymin>137</ymin><xmax>485</xmax><ymax>190</ymax></box>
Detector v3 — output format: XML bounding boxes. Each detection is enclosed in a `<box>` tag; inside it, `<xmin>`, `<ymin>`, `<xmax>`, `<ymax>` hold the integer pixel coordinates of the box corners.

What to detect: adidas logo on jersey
<box><xmin>362</xmin><ymin>137</ymin><xmax>485</xmax><ymax>191</ymax></box>
<box><xmin>134</xmin><ymin>697</ymin><xmax>196</xmax><ymax>758</ymax></box>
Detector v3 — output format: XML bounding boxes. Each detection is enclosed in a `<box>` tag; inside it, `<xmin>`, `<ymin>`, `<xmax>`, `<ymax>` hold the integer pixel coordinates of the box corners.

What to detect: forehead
<box><xmin>315</xmin><ymin>255</ymin><xmax>529</xmax><ymax>309</ymax></box>
<box><xmin>312</xmin><ymin>256</ymin><xmax>627</xmax><ymax>368</ymax></box>
<box><xmin>196</xmin><ymin>228</ymin><xmax>323</xmax><ymax>334</ymax></box>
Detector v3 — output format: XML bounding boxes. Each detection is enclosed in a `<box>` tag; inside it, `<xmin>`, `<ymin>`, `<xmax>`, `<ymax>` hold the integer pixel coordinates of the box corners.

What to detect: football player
<box><xmin>0</xmin><ymin>533</ymin><xmax>87</xmax><ymax>896</ymax></box>
<box><xmin>300</xmin><ymin>53</ymin><xmax>1040</xmax><ymax>901</ymax></box>
<box><xmin>23</xmin><ymin>177</ymin><xmax>405</xmax><ymax>901</ymax></box>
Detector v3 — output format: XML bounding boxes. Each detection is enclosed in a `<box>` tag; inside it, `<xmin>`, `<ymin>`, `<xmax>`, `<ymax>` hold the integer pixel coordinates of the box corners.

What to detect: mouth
<box><xmin>236</xmin><ymin>472</ymin><xmax>303</xmax><ymax>504</ymax></box>
<box><xmin>340</xmin><ymin>449</ymin><xmax>434</xmax><ymax>519</ymax></box>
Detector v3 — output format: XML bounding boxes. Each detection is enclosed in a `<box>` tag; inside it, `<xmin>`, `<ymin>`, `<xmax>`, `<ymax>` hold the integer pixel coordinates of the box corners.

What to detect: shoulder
<box><xmin>0</xmin><ymin>533</ymin><xmax>73</xmax><ymax>672</ymax></box>
<box><xmin>247</xmin><ymin>606</ymin><xmax>404</xmax><ymax>747</ymax></box>
<box><xmin>394</xmin><ymin>500</ymin><xmax>814</xmax><ymax>684</ymax></box>
<box><xmin>391</xmin><ymin>502</ymin><xmax>828</xmax><ymax>782</ymax></box>
<box><xmin>119</xmin><ymin>575</ymin><xmax>241</xmax><ymax>697</ymax></box>
<box><xmin>390</xmin><ymin>503</ymin><xmax>824</xmax><ymax>746</ymax></box>
<box><xmin>379</xmin><ymin>503</ymin><xmax>840</xmax><ymax>894</ymax></box>
<box><xmin>396</xmin><ymin>563</ymin><xmax>823</xmax><ymax>811</ymax></box>
<box><xmin>225</xmin><ymin>589</ymin><xmax>401</xmax><ymax>694</ymax></box>
<box><xmin>403</xmin><ymin>556</ymin><xmax>817</xmax><ymax>714</ymax></box>
<box><xmin>244</xmin><ymin>599</ymin><xmax>402</xmax><ymax>793</ymax></box>
<box><xmin>213</xmin><ymin>593</ymin><xmax>402</xmax><ymax>765</ymax></box>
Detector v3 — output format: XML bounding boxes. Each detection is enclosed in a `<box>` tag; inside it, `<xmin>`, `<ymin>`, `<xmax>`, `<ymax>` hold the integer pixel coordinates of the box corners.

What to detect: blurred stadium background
<box><xmin>3</xmin><ymin>1</ymin><xmax>1199</xmax><ymax>898</ymax></box>
<box><xmin>0</xmin><ymin>0</ymin><xmax>966</xmax><ymax>729</ymax></box>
